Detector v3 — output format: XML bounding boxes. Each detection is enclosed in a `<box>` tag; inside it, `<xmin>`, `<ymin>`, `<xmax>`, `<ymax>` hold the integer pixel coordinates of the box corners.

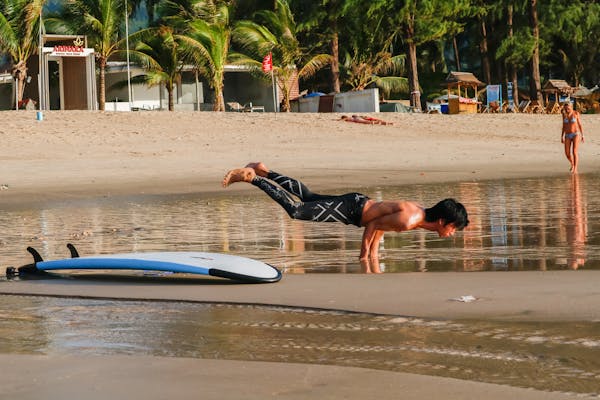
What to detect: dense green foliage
<box><xmin>2</xmin><ymin>0</ymin><xmax>599</xmax><ymax>110</ymax></box>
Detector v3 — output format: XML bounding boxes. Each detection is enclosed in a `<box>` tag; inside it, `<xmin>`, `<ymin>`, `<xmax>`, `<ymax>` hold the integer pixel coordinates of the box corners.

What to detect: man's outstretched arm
<box><xmin>360</xmin><ymin>223</ymin><xmax>378</xmax><ymax>260</ymax></box>
<box><xmin>368</xmin><ymin>230</ymin><xmax>385</xmax><ymax>259</ymax></box>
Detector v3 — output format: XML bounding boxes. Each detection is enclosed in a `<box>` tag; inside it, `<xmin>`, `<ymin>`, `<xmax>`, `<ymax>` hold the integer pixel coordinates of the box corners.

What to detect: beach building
<box><xmin>39</xmin><ymin>35</ymin><xmax>98</xmax><ymax>110</ymax></box>
<box><xmin>103</xmin><ymin>63</ymin><xmax>286</xmax><ymax>112</ymax></box>
<box><xmin>1</xmin><ymin>46</ymin><xmax>287</xmax><ymax>112</ymax></box>
<box><xmin>542</xmin><ymin>79</ymin><xmax>574</xmax><ymax>114</ymax></box>
<box><xmin>444</xmin><ymin>71</ymin><xmax>485</xmax><ymax>114</ymax></box>
<box><xmin>0</xmin><ymin>72</ymin><xmax>14</xmax><ymax>109</ymax></box>
<box><xmin>1</xmin><ymin>35</ymin><xmax>98</xmax><ymax>111</ymax></box>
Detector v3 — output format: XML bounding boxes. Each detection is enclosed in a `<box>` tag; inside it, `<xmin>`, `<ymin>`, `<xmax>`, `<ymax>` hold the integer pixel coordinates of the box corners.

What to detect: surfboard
<box><xmin>12</xmin><ymin>245</ymin><xmax>282</xmax><ymax>283</ymax></box>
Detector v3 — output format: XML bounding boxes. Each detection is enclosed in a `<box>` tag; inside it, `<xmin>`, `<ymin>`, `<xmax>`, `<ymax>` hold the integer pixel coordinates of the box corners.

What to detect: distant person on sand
<box><xmin>222</xmin><ymin>163</ymin><xmax>469</xmax><ymax>261</ymax></box>
<box><xmin>561</xmin><ymin>101</ymin><xmax>585</xmax><ymax>173</ymax></box>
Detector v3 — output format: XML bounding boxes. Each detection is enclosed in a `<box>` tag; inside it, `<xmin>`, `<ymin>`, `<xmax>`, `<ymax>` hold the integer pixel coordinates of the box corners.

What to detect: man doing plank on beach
<box><xmin>222</xmin><ymin>163</ymin><xmax>469</xmax><ymax>260</ymax></box>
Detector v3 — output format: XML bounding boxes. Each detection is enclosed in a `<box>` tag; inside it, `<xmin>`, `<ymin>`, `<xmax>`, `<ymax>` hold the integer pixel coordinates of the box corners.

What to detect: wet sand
<box><xmin>2</xmin><ymin>271</ymin><xmax>600</xmax><ymax>322</ymax></box>
<box><xmin>0</xmin><ymin>354</ymin><xmax>588</xmax><ymax>400</ymax></box>
<box><xmin>2</xmin><ymin>110</ymin><xmax>600</xmax><ymax>399</ymax></box>
<box><xmin>3</xmin><ymin>272</ymin><xmax>600</xmax><ymax>399</ymax></box>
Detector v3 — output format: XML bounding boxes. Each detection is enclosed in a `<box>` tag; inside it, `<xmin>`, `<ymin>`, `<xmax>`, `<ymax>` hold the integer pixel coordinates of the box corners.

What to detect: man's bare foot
<box><xmin>222</xmin><ymin>167</ymin><xmax>256</xmax><ymax>187</ymax></box>
<box><xmin>245</xmin><ymin>162</ymin><xmax>269</xmax><ymax>177</ymax></box>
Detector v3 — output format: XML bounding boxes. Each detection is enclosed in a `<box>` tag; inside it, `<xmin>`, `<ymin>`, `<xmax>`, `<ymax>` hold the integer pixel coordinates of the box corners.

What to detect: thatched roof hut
<box><xmin>542</xmin><ymin>79</ymin><xmax>574</xmax><ymax>113</ymax></box>
<box><xmin>543</xmin><ymin>79</ymin><xmax>573</xmax><ymax>94</ymax></box>
<box><xmin>444</xmin><ymin>71</ymin><xmax>485</xmax><ymax>114</ymax></box>
<box><xmin>445</xmin><ymin>71</ymin><xmax>486</xmax><ymax>88</ymax></box>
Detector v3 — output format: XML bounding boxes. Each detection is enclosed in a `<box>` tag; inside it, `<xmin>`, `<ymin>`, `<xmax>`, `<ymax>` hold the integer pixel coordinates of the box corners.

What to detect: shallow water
<box><xmin>2</xmin><ymin>175</ymin><xmax>599</xmax><ymax>395</ymax></box>
<box><xmin>1</xmin><ymin>295</ymin><xmax>599</xmax><ymax>396</ymax></box>
<box><xmin>1</xmin><ymin>173</ymin><xmax>599</xmax><ymax>274</ymax></box>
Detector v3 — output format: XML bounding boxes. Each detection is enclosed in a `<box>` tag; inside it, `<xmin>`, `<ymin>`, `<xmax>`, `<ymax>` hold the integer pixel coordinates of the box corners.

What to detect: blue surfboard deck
<box><xmin>34</xmin><ymin>251</ymin><xmax>281</xmax><ymax>283</ymax></box>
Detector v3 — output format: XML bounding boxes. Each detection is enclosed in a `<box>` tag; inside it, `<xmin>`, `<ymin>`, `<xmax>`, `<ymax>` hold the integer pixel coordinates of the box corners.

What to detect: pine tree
<box><xmin>365</xmin><ymin>0</ymin><xmax>471</xmax><ymax>111</ymax></box>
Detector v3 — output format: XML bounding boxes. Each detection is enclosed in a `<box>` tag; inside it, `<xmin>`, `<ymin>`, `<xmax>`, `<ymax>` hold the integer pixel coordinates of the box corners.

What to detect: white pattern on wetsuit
<box><xmin>272</xmin><ymin>175</ymin><xmax>304</xmax><ymax>198</ymax></box>
<box><xmin>312</xmin><ymin>201</ymin><xmax>349</xmax><ymax>223</ymax></box>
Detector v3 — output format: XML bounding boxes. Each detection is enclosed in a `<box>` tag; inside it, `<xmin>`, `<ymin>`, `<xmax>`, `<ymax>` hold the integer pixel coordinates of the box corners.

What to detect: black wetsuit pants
<box><xmin>252</xmin><ymin>171</ymin><xmax>369</xmax><ymax>227</ymax></box>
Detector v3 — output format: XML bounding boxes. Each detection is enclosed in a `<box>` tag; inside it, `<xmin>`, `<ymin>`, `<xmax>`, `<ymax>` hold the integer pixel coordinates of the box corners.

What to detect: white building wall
<box><xmin>297</xmin><ymin>88</ymin><xmax>380</xmax><ymax>113</ymax></box>
<box><xmin>333</xmin><ymin>88</ymin><xmax>380</xmax><ymax>113</ymax></box>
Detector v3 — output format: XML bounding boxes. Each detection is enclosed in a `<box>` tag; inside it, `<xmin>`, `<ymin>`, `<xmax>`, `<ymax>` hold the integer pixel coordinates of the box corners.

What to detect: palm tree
<box><xmin>233</xmin><ymin>0</ymin><xmax>330</xmax><ymax>111</ymax></box>
<box><xmin>45</xmin><ymin>0</ymin><xmax>128</xmax><ymax>110</ymax></box>
<box><xmin>127</xmin><ymin>26</ymin><xmax>182</xmax><ymax>110</ymax></box>
<box><xmin>344</xmin><ymin>51</ymin><xmax>408</xmax><ymax>99</ymax></box>
<box><xmin>292</xmin><ymin>0</ymin><xmax>349</xmax><ymax>93</ymax></box>
<box><xmin>169</xmin><ymin>0</ymin><xmax>232</xmax><ymax>111</ymax></box>
<box><xmin>0</xmin><ymin>0</ymin><xmax>45</xmax><ymax>106</ymax></box>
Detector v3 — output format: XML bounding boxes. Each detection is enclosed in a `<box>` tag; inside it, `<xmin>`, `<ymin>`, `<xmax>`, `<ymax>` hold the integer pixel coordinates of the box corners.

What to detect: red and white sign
<box><xmin>45</xmin><ymin>46</ymin><xmax>94</xmax><ymax>57</ymax></box>
<box><xmin>262</xmin><ymin>53</ymin><xmax>273</xmax><ymax>73</ymax></box>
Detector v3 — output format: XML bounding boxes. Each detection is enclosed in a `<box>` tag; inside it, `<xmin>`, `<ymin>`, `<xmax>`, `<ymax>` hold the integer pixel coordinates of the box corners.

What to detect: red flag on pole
<box><xmin>262</xmin><ymin>52</ymin><xmax>273</xmax><ymax>73</ymax></box>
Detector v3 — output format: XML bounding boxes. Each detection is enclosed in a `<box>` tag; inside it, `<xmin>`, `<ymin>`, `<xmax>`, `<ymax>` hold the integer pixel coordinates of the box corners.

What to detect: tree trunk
<box><xmin>12</xmin><ymin>60</ymin><xmax>28</xmax><ymax>106</ymax></box>
<box><xmin>453</xmin><ymin>36</ymin><xmax>461</xmax><ymax>71</ymax></box>
<box><xmin>530</xmin><ymin>0</ymin><xmax>543</xmax><ymax>105</ymax></box>
<box><xmin>479</xmin><ymin>17</ymin><xmax>491</xmax><ymax>85</ymax></box>
<box><xmin>407</xmin><ymin>42</ymin><xmax>421</xmax><ymax>111</ymax></box>
<box><xmin>213</xmin><ymin>81</ymin><xmax>225</xmax><ymax>111</ymax></box>
<box><xmin>98</xmin><ymin>57</ymin><xmax>106</xmax><ymax>111</ymax></box>
<box><xmin>281</xmin><ymin>87</ymin><xmax>290</xmax><ymax>112</ymax></box>
<box><xmin>330</xmin><ymin>30</ymin><xmax>340</xmax><ymax>93</ymax></box>
<box><xmin>167</xmin><ymin>82</ymin><xmax>174</xmax><ymax>111</ymax></box>
<box><xmin>404</xmin><ymin>20</ymin><xmax>421</xmax><ymax>111</ymax></box>
<box><xmin>507</xmin><ymin>4</ymin><xmax>519</xmax><ymax>108</ymax></box>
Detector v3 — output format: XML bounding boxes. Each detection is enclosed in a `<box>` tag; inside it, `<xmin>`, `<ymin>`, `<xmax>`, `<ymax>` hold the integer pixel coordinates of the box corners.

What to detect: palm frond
<box><xmin>374</xmin><ymin>53</ymin><xmax>406</xmax><ymax>76</ymax></box>
<box><xmin>0</xmin><ymin>12</ymin><xmax>18</xmax><ymax>56</ymax></box>
<box><xmin>298</xmin><ymin>54</ymin><xmax>331</xmax><ymax>80</ymax></box>
<box><xmin>373</xmin><ymin>76</ymin><xmax>409</xmax><ymax>97</ymax></box>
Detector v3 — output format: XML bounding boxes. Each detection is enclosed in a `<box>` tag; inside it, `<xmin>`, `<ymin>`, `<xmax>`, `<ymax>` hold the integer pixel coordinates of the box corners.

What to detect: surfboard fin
<box><xmin>67</xmin><ymin>243</ymin><xmax>80</xmax><ymax>258</ymax></box>
<box><xmin>26</xmin><ymin>246</ymin><xmax>44</xmax><ymax>263</ymax></box>
<box><xmin>14</xmin><ymin>247</ymin><xmax>47</xmax><ymax>276</ymax></box>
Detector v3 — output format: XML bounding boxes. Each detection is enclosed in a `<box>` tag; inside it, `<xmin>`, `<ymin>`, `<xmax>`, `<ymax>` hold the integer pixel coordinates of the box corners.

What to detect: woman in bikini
<box><xmin>561</xmin><ymin>102</ymin><xmax>585</xmax><ymax>173</ymax></box>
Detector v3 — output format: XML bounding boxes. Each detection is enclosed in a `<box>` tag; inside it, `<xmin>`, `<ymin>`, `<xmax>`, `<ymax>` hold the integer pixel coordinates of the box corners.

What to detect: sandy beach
<box><xmin>1</xmin><ymin>110</ymin><xmax>600</xmax><ymax>399</ymax></box>
<box><xmin>1</xmin><ymin>110</ymin><xmax>599</xmax><ymax>204</ymax></box>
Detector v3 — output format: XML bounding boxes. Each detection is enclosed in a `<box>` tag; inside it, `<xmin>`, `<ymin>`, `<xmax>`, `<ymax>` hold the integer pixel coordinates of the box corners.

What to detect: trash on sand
<box><xmin>450</xmin><ymin>295</ymin><xmax>478</xmax><ymax>303</ymax></box>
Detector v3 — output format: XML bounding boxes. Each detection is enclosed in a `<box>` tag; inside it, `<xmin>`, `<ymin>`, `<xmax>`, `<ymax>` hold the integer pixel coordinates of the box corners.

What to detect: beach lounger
<box><xmin>529</xmin><ymin>100</ymin><xmax>545</xmax><ymax>114</ymax></box>
<box><xmin>545</xmin><ymin>101</ymin><xmax>560</xmax><ymax>114</ymax></box>
<box><xmin>246</xmin><ymin>102</ymin><xmax>265</xmax><ymax>112</ymax></box>
<box><xmin>227</xmin><ymin>102</ymin><xmax>245</xmax><ymax>112</ymax></box>
<box><xmin>227</xmin><ymin>101</ymin><xmax>265</xmax><ymax>112</ymax></box>
<box><xmin>517</xmin><ymin>100</ymin><xmax>530</xmax><ymax>113</ymax></box>
<box><xmin>426</xmin><ymin>102</ymin><xmax>442</xmax><ymax>114</ymax></box>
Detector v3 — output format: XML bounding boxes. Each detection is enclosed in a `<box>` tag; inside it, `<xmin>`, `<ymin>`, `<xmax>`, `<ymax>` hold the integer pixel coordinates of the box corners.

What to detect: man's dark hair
<box><xmin>424</xmin><ymin>198</ymin><xmax>469</xmax><ymax>230</ymax></box>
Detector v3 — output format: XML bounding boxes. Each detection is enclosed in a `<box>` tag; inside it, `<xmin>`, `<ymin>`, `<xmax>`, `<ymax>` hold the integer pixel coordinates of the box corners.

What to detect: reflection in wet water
<box><xmin>1</xmin><ymin>174</ymin><xmax>599</xmax><ymax>274</ymax></box>
<box><xmin>1</xmin><ymin>295</ymin><xmax>599</xmax><ymax>396</ymax></box>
